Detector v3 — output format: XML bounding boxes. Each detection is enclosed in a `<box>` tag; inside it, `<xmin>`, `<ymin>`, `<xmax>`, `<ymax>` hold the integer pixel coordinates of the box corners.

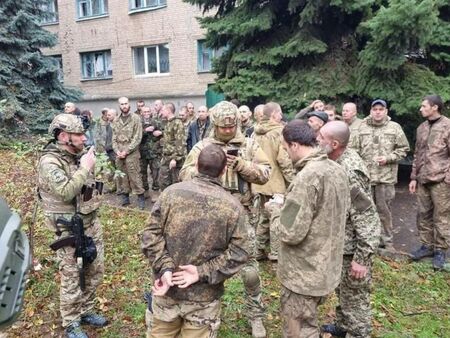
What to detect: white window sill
<box><xmin>80</xmin><ymin>76</ymin><xmax>113</xmax><ymax>82</ymax></box>
<box><xmin>135</xmin><ymin>73</ymin><xmax>171</xmax><ymax>78</ymax></box>
<box><xmin>41</xmin><ymin>21</ymin><xmax>59</xmax><ymax>26</ymax></box>
<box><xmin>76</xmin><ymin>14</ymin><xmax>109</xmax><ymax>22</ymax></box>
<box><xmin>128</xmin><ymin>5</ymin><xmax>167</xmax><ymax>15</ymax></box>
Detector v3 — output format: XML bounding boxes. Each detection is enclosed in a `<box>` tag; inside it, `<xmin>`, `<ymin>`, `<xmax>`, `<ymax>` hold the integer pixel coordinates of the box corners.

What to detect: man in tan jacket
<box><xmin>253</xmin><ymin>102</ymin><xmax>294</xmax><ymax>261</ymax></box>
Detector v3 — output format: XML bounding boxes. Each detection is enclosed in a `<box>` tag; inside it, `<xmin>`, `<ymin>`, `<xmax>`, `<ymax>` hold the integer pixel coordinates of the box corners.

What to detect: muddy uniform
<box><xmin>140</xmin><ymin>116</ymin><xmax>164</xmax><ymax>191</ymax></box>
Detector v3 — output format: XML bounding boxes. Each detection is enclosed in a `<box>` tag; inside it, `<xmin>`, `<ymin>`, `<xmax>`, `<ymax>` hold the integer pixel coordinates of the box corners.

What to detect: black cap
<box><xmin>371</xmin><ymin>99</ymin><xmax>387</xmax><ymax>108</ymax></box>
<box><xmin>306</xmin><ymin>111</ymin><xmax>329</xmax><ymax>123</ymax></box>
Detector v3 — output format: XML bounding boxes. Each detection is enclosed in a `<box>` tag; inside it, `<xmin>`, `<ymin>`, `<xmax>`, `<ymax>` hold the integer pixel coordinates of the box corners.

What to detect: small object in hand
<box><xmin>227</xmin><ymin>149</ymin><xmax>239</xmax><ymax>156</ymax></box>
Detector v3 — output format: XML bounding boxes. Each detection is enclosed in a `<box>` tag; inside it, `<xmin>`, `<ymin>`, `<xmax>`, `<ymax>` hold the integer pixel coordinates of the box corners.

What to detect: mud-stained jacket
<box><xmin>179</xmin><ymin>129</ymin><xmax>271</xmax><ymax>206</ymax></box>
<box><xmin>347</xmin><ymin>117</ymin><xmax>363</xmax><ymax>149</ymax></box>
<box><xmin>162</xmin><ymin>116</ymin><xmax>186</xmax><ymax>163</ymax></box>
<box><xmin>140</xmin><ymin>116</ymin><xmax>164</xmax><ymax>160</ymax></box>
<box><xmin>276</xmin><ymin>149</ymin><xmax>350</xmax><ymax>297</ymax></box>
<box><xmin>111</xmin><ymin>112</ymin><xmax>143</xmax><ymax>154</ymax></box>
<box><xmin>141</xmin><ymin>174</ymin><xmax>249</xmax><ymax>302</ymax></box>
<box><xmin>411</xmin><ymin>116</ymin><xmax>450</xmax><ymax>185</ymax></box>
<box><xmin>355</xmin><ymin>116</ymin><xmax>409</xmax><ymax>185</ymax></box>
<box><xmin>337</xmin><ymin>148</ymin><xmax>381</xmax><ymax>265</ymax></box>
<box><xmin>251</xmin><ymin>120</ymin><xmax>294</xmax><ymax>195</ymax></box>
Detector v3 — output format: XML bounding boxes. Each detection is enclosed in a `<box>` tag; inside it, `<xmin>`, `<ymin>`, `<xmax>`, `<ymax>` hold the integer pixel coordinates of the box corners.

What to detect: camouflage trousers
<box><xmin>116</xmin><ymin>150</ymin><xmax>145</xmax><ymax>195</ymax></box>
<box><xmin>141</xmin><ymin>156</ymin><xmax>161</xmax><ymax>191</ymax></box>
<box><xmin>280</xmin><ymin>286</ymin><xmax>325</xmax><ymax>338</ymax></box>
<box><xmin>55</xmin><ymin>217</ymin><xmax>104</xmax><ymax>328</ymax></box>
<box><xmin>159</xmin><ymin>157</ymin><xmax>182</xmax><ymax>191</ymax></box>
<box><xmin>372</xmin><ymin>184</ymin><xmax>395</xmax><ymax>247</ymax></box>
<box><xmin>417</xmin><ymin>181</ymin><xmax>450</xmax><ymax>250</ymax></box>
<box><xmin>256</xmin><ymin>194</ymin><xmax>280</xmax><ymax>258</ymax></box>
<box><xmin>150</xmin><ymin>296</ymin><xmax>221</xmax><ymax>338</ymax></box>
<box><xmin>335</xmin><ymin>256</ymin><xmax>372</xmax><ymax>338</ymax></box>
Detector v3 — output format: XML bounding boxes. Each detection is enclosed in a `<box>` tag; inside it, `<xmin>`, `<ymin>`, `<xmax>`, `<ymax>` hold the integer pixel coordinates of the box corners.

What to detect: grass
<box><xmin>1</xmin><ymin>148</ymin><xmax>449</xmax><ymax>337</ymax></box>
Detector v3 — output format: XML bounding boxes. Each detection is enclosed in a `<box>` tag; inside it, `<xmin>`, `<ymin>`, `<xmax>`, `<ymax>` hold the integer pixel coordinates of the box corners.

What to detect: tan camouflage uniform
<box><xmin>335</xmin><ymin>148</ymin><xmax>381</xmax><ymax>338</ymax></box>
<box><xmin>355</xmin><ymin>116</ymin><xmax>409</xmax><ymax>247</ymax></box>
<box><xmin>38</xmin><ymin>142</ymin><xmax>104</xmax><ymax>328</ymax></box>
<box><xmin>347</xmin><ymin>117</ymin><xmax>363</xmax><ymax>149</ymax></box>
<box><xmin>141</xmin><ymin>174</ymin><xmax>249</xmax><ymax>337</ymax></box>
<box><xmin>179</xmin><ymin>102</ymin><xmax>271</xmax><ymax>327</ymax></box>
<box><xmin>112</xmin><ymin>111</ymin><xmax>145</xmax><ymax>195</ymax></box>
<box><xmin>273</xmin><ymin>148</ymin><xmax>350</xmax><ymax>338</ymax></box>
<box><xmin>159</xmin><ymin>116</ymin><xmax>186</xmax><ymax>191</ymax></box>
<box><xmin>411</xmin><ymin>116</ymin><xmax>450</xmax><ymax>250</ymax></box>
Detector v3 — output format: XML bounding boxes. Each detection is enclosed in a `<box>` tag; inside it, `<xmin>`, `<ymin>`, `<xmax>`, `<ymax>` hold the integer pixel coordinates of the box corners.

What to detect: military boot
<box><xmin>80</xmin><ymin>312</ymin><xmax>108</xmax><ymax>327</ymax></box>
<box><xmin>121</xmin><ymin>193</ymin><xmax>130</xmax><ymax>206</ymax></box>
<box><xmin>411</xmin><ymin>244</ymin><xmax>434</xmax><ymax>261</ymax></box>
<box><xmin>138</xmin><ymin>194</ymin><xmax>146</xmax><ymax>210</ymax></box>
<box><xmin>250</xmin><ymin>318</ymin><xmax>266</xmax><ymax>338</ymax></box>
<box><xmin>432</xmin><ymin>250</ymin><xmax>446</xmax><ymax>271</ymax></box>
<box><xmin>65</xmin><ymin>321</ymin><xmax>88</xmax><ymax>338</ymax></box>
<box><xmin>321</xmin><ymin>324</ymin><xmax>347</xmax><ymax>337</ymax></box>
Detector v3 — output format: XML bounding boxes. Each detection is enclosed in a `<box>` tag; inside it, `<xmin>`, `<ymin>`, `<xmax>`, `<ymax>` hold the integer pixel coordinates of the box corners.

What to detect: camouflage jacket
<box><xmin>355</xmin><ymin>116</ymin><xmax>410</xmax><ymax>184</ymax></box>
<box><xmin>347</xmin><ymin>117</ymin><xmax>363</xmax><ymax>149</ymax></box>
<box><xmin>161</xmin><ymin>117</ymin><xmax>186</xmax><ymax>162</ymax></box>
<box><xmin>94</xmin><ymin>119</ymin><xmax>109</xmax><ymax>153</ymax></box>
<box><xmin>179</xmin><ymin>129</ymin><xmax>271</xmax><ymax>206</ymax></box>
<box><xmin>140</xmin><ymin>116</ymin><xmax>164</xmax><ymax>160</ymax></box>
<box><xmin>251</xmin><ymin>120</ymin><xmax>294</xmax><ymax>195</ymax></box>
<box><xmin>337</xmin><ymin>148</ymin><xmax>381</xmax><ymax>265</ymax></box>
<box><xmin>141</xmin><ymin>174</ymin><xmax>249</xmax><ymax>302</ymax></box>
<box><xmin>111</xmin><ymin>112</ymin><xmax>143</xmax><ymax>154</ymax></box>
<box><xmin>241</xmin><ymin>119</ymin><xmax>254</xmax><ymax>137</ymax></box>
<box><xmin>411</xmin><ymin>116</ymin><xmax>450</xmax><ymax>185</ymax></box>
<box><xmin>276</xmin><ymin>148</ymin><xmax>350</xmax><ymax>297</ymax></box>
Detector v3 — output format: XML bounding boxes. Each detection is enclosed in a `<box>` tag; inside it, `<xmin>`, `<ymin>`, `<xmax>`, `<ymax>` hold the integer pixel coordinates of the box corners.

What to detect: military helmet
<box><xmin>210</xmin><ymin>101</ymin><xmax>239</xmax><ymax>127</ymax></box>
<box><xmin>48</xmin><ymin>113</ymin><xmax>84</xmax><ymax>134</ymax></box>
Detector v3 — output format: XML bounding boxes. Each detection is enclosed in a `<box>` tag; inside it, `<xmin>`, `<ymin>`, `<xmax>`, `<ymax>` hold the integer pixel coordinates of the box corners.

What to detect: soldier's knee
<box><xmin>241</xmin><ymin>267</ymin><xmax>260</xmax><ymax>294</ymax></box>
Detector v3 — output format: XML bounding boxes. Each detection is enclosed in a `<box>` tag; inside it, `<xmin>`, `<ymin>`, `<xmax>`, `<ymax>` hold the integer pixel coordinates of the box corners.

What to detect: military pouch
<box><xmin>79</xmin><ymin>181</ymin><xmax>103</xmax><ymax>215</ymax></box>
<box><xmin>83</xmin><ymin>236</ymin><xmax>97</xmax><ymax>264</ymax></box>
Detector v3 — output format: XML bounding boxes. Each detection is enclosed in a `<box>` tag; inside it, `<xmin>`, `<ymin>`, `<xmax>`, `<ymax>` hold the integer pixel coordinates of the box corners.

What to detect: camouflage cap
<box><xmin>210</xmin><ymin>101</ymin><xmax>239</xmax><ymax>127</ymax></box>
<box><xmin>48</xmin><ymin>113</ymin><xmax>84</xmax><ymax>134</ymax></box>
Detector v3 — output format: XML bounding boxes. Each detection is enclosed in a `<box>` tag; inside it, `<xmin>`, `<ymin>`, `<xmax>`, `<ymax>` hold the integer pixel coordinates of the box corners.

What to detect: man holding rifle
<box><xmin>38</xmin><ymin>114</ymin><xmax>106</xmax><ymax>338</ymax></box>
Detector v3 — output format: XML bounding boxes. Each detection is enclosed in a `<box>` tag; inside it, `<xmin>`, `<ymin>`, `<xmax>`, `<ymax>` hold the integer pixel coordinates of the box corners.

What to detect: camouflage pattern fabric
<box><xmin>116</xmin><ymin>149</ymin><xmax>145</xmax><ymax>195</ymax></box>
<box><xmin>241</xmin><ymin>119</ymin><xmax>254</xmax><ymax>137</ymax></box>
<box><xmin>372</xmin><ymin>183</ymin><xmax>395</xmax><ymax>247</ymax></box>
<box><xmin>159</xmin><ymin>158</ymin><xmax>182</xmax><ymax>192</ymax></box>
<box><xmin>347</xmin><ymin>117</ymin><xmax>363</xmax><ymax>149</ymax></box>
<box><xmin>140</xmin><ymin>116</ymin><xmax>164</xmax><ymax>190</ymax></box>
<box><xmin>255</xmin><ymin>194</ymin><xmax>280</xmax><ymax>258</ymax></box>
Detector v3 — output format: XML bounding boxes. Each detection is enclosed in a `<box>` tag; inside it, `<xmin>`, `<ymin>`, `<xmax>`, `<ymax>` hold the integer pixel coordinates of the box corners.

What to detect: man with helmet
<box><xmin>38</xmin><ymin>114</ymin><xmax>107</xmax><ymax>338</ymax></box>
<box><xmin>180</xmin><ymin>101</ymin><xmax>271</xmax><ymax>338</ymax></box>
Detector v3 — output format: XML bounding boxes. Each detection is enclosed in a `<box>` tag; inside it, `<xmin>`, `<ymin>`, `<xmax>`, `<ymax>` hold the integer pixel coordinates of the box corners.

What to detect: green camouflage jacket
<box><xmin>161</xmin><ymin>117</ymin><xmax>186</xmax><ymax>162</ymax></box>
<box><xmin>140</xmin><ymin>116</ymin><xmax>164</xmax><ymax>160</ymax></box>
<box><xmin>348</xmin><ymin>117</ymin><xmax>363</xmax><ymax>149</ymax></box>
<box><xmin>111</xmin><ymin>112</ymin><xmax>143</xmax><ymax>154</ymax></box>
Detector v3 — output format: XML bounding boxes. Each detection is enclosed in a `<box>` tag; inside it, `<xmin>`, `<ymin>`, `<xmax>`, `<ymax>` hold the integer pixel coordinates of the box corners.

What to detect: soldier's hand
<box><xmin>226</xmin><ymin>155</ymin><xmax>241</xmax><ymax>170</ymax></box>
<box><xmin>80</xmin><ymin>146</ymin><xmax>96</xmax><ymax>171</ymax></box>
<box><xmin>153</xmin><ymin>130</ymin><xmax>162</xmax><ymax>137</ymax></box>
<box><xmin>169</xmin><ymin>159</ymin><xmax>177</xmax><ymax>170</ymax></box>
<box><xmin>152</xmin><ymin>271</ymin><xmax>173</xmax><ymax>296</ymax></box>
<box><xmin>350</xmin><ymin>261</ymin><xmax>368</xmax><ymax>279</ymax></box>
<box><xmin>409</xmin><ymin>180</ymin><xmax>417</xmax><ymax>194</ymax></box>
<box><xmin>374</xmin><ymin>156</ymin><xmax>387</xmax><ymax>166</ymax></box>
<box><xmin>145</xmin><ymin>126</ymin><xmax>155</xmax><ymax>132</ymax></box>
<box><xmin>172</xmin><ymin>265</ymin><xmax>199</xmax><ymax>288</ymax></box>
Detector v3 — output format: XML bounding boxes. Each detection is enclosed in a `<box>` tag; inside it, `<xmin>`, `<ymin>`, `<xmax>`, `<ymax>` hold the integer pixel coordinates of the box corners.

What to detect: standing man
<box><xmin>95</xmin><ymin>108</ymin><xmax>109</xmax><ymax>153</ymax></box>
<box><xmin>112</xmin><ymin>97</ymin><xmax>146</xmax><ymax>209</ymax></box>
<box><xmin>410</xmin><ymin>94</ymin><xmax>450</xmax><ymax>270</ymax></box>
<box><xmin>64</xmin><ymin>102</ymin><xmax>77</xmax><ymax>114</ymax></box>
<box><xmin>342</xmin><ymin>102</ymin><xmax>362</xmax><ymax>148</ymax></box>
<box><xmin>295</xmin><ymin>99</ymin><xmax>325</xmax><ymax>119</ymax></box>
<box><xmin>239</xmin><ymin>105</ymin><xmax>254</xmax><ymax>137</ymax></box>
<box><xmin>306</xmin><ymin>111</ymin><xmax>328</xmax><ymax>135</ymax></box>
<box><xmin>253</xmin><ymin>102</ymin><xmax>294</xmax><ymax>261</ymax></box>
<box><xmin>154</xmin><ymin>99</ymin><xmax>164</xmax><ymax>117</ymax></box>
<box><xmin>159</xmin><ymin>103</ymin><xmax>186</xmax><ymax>191</ymax></box>
<box><xmin>135</xmin><ymin>100</ymin><xmax>145</xmax><ymax>115</ymax></box>
<box><xmin>180</xmin><ymin>101</ymin><xmax>270</xmax><ymax>338</ymax></box>
<box><xmin>38</xmin><ymin>114</ymin><xmax>107</xmax><ymax>338</ymax></box>
<box><xmin>318</xmin><ymin>121</ymin><xmax>381</xmax><ymax>338</ymax></box>
<box><xmin>272</xmin><ymin>120</ymin><xmax>350</xmax><ymax>338</ymax></box>
<box><xmin>141</xmin><ymin>144</ymin><xmax>249</xmax><ymax>337</ymax></box>
<box><xmin>186</xmin><ymin>101</ymin><xmax>196</xmax><ymax>125</ymax></box>
<box><xmin>186</xmin><ymin>105</ymin><xmax>211</xmax><ymax>152</ymax></box>
<box><xmin>355</xmin><ymin>99</ymin><xmax>409</xmax><ymax>250</ymax></box>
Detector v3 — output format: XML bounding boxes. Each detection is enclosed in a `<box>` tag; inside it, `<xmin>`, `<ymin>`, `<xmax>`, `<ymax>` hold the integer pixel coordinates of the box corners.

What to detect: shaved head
<box><xmin>320</xmin><ymin>121</ymin><xmax>350</xmax><ymax>147</ymax></box>
<box><xmin>342</xmin><ymin>102</ymin><xmax>357</xmax><ymax>123</ymax></box>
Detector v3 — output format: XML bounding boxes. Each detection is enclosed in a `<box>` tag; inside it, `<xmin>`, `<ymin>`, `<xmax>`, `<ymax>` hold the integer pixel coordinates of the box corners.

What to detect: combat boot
<box><xmin>321</xmin><ymin>324</ymin><xmax>347</xmax><ymax>337</ymax></box>
<box><xmin>81</xmin><ymin>312</ymin><xmax>108</xmax><ymax>327</ymax></box>
<box><xmin>138</xmin><ymin>194</ymin><xmax>146</xmax><ymax>210</ymax></box>
<box><xmin>432</xmin><ymin>250</ymin><xmax>446</xmax><ymax>271</ymax></box>
<box><xmin>411</xmin><ymin>244</ymin><xmax>434</xmax><ymax>261</ymax></box>
<box><xmin>250</xmin><ymin>318</ymin><xmax>266</xmax><ymax>338</ymax></box>
<box><xmin>65</xmin><ymin>321</ymin><xmax>88</xmax><ymax>338</ymax></box>
<box><xmin>121</xmin><ymin>193</ymin><xmax>130</xmax><ymax>206</ymax></box>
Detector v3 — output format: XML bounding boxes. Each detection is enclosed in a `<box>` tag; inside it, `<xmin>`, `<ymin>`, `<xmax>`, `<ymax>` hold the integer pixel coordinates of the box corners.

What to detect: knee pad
<box><xmin>241</xmin><ymin>267</ymin><xmax>261</xmax><ymax>293</ymax></box>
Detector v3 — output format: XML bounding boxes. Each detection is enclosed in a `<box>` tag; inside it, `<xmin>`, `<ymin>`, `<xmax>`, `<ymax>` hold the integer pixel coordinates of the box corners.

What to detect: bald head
<box><xmin>254</xmin><ymin>104</ymin><xmax>265</xmax><ymax>123</ymax></box>
<box><xmin>342</xmin><ymin>102</ymin><xmax>357</xmax><ymax>123</ymax></box>
<box><xmin>320</xmin><ymin>121</ymin><xmax>350</xmax><ymax>147</ymax></box>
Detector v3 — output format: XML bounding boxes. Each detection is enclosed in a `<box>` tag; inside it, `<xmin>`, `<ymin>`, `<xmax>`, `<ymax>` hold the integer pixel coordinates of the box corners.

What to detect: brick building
<box><xmin>41</xmin><ymin>0</ymin><xmax>220</xmax><ymax>113</ymax></box>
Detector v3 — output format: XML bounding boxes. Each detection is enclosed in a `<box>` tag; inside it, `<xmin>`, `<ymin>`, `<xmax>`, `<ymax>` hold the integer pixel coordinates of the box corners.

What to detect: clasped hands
<box><xmin>152</xmin><ymin>265</ymin><xmax>199</xmax><ymax>296</ymax></box>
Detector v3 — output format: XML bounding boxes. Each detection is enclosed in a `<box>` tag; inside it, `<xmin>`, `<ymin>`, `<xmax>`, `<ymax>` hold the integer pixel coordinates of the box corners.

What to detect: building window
<box><xmin>52</xmin><ymin>55</ymin><xmax>64</xmax><ymax>82</ymax></box>
<box><xmin>41</xmin><ymin>0</ymin><xmax>59</xmax><ymax>24</ymax></box>
<box><xmin>77</xmin><ymin>0</ymin><xmax>108</xmax><ymax>19</ymax></box>
<box><xmin>197</xmin><ymin>40</ymin><xmax>223</xmax><ymax>72</ymax></box>
<box><xmin>129</xmin><ymin>0</ymin><xmax>166</xmax><ymax>11</ymax></box>
<box><xmin>133</xmin><ymin>44</ymin><xmax>169</xmax><ymax>75</ymax></box>
<box><xmin>80</xmin><ymin>50</ymin><xmax>112</xmax><ymax>80</ymax></box>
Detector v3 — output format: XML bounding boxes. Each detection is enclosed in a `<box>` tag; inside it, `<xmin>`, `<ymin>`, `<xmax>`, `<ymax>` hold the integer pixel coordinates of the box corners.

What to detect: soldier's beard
<box><xmin>321</xmin><ymin>143</ymin><xmax>333</xmax><ymax>155</ymax></box>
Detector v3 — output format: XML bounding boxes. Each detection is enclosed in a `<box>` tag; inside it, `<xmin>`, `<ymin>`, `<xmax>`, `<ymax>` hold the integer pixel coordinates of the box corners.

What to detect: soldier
<box><xmin>186</xmin><ymin>101</ymin><xmax>196</xmax><ymax>125</ymax></box>
<box><xmin>186</xmin><ymin>105</ymin><xmax>211</xmax><ymax>153</ymax></box>
<box><xmin>294</xmin><ymin>99</ymin><xmax>325</xmax><ymax>119</ymax></box>
<box><xmin>135</xmin><ymin>100</ymin><xmax>145</xmax><ymax>115</ymax></box>
<box><xmin>239</xmin><ymin>105</ymin><xmax>254</xmax><ymax>137</ymax></box>
<box><xmin>342</xmin><ymin>102</ymin><xmax>362</xmax><ymax>148</ymax></box>
<box><xmin>318</xmin><ymin>121</ymin><xmax>381</xmax><ymax>338</ymax></box>
<box><xmin>159</xmin><ymin>103</ymin><xmax>186</xmax><ymax>191</ymax></box>
<box><xmin>253</xmin><ymin>104</ymin><xmax>265</xmax><ymax>125</ymax></box>
<box><xmin>37</xmin><ymin>114</ymin><xmax>107</xmax><ymax>338</ymax></box>
<box><xmin>253</xmin><ymin>102</ymin><xmax>294</xmax><ymax>261</ymax></box>
<box><xmin>94</xmin><ymin>108</ymin><xmax>109</xmax><ymax>153</ymax></box>
<box><xmin>141</xmin><ymin>144</ymin><xmax>249</xmax><ymax>337</ymax></box>
<box><xmin>270</xmin><ymin>120</ymin><xmax>350</xmax><ymax>338</ymax></box>
<box><xmin>355</xmin><ymin>99</ymin><xmax>409</xmax><ymax>250</ymax></box>
<box><xmin>306</xmin><ymin>111</ymin><xmax>328</xmax><ymax>135</ymax></box>
<box><xmin>410</xmin><ymin>94</ymin><xmax>450</xmax><ymax>270</ymax></box>
<box><xmin>154</xmin><ymin>99</ymin><xmax>164</xmax><ymax>117</ymax></box>
<box><xmin>112</xmin><ymin>97</ymin><xmax>146</xmax><ymax>209</ymax></box>
<box><xmin>180</xmin><ymin>101</ymin><xmax>271</xmax><ymax>338</ymax></box>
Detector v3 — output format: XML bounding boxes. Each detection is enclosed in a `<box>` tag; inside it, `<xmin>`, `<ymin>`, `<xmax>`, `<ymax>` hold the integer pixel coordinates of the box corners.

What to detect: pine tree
<box><xmin>0</xmin><ymin>0</ymin><xmax>80</xmax><ymax>135</ymax></box>
<box><xmin>186</xmin><ymin>0</ymin><xmax>450</xmax><ymax>120</ymax></box>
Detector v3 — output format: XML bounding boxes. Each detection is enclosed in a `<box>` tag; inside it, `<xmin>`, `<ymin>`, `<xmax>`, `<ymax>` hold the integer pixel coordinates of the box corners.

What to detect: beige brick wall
<box><xmin>43</xmin><ymin>0</ymin><xmax>217</xmax><ymax>104</ymax></box>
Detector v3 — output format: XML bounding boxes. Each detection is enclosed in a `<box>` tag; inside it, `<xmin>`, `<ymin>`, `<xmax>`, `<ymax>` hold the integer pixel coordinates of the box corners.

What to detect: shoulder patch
<box><xmin>49</xmin><ymin>169</ymin><xmax>67</xmax><ymax>184</ymax></box>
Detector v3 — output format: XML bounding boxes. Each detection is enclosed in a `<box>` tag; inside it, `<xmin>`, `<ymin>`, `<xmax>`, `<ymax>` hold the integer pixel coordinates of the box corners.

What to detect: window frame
<box><xmin>133</xmin><ymin>44</ymin><xmax>170</xmax><ymax>76</ymax></box>
<box><xmin>40</xmin><ymin>0</ymin><xmax>59</xmax><ymax>25</ymax></box>
<box><xmin>197</xmin><ymin>40</ymin><xmax>222</xmax><ymax>73</ymax></box>
<box><xmin>128</xmin><ymin>0</ymin><xmax>167</xmax><ymax>14</ymax></box>
<box><xmin>76</xmin><ymin>0</ymin><xmax>108</xmax><ymax>20</ymax></box>
<box><xmin>80</xmin><ymin>50</ymin><xmax>113</xmax><ymax>81</ymax></box>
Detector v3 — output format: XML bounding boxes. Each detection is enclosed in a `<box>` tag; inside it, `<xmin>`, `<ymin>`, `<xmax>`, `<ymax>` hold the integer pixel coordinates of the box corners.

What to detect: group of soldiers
<box><xmin>37</xmin><ymin>94</ymin><xmax>449</xmax><ymax>338</ymax></box>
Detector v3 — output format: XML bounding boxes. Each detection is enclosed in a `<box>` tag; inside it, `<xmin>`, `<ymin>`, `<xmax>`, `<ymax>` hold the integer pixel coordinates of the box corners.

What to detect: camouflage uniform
<box><xmin>179</xmin><ymin>102</ymin><xmax>271</xmax><ymax>332</ymax></box>
<box><xmin>37</xmin><ymin>115</ymin><xmax>104</xmax><ymax>329</ymax></box>
<box><xmin>355</xmin><ymin>116</ymin><xmax>409</xmax><ymax>247</ymax></box>
<box><xmin>241</xmin><ymin>119</ymin><xmax>254</xmax><ymax>138</ymax></box>
<box><xmin>411</xmin><ymin>116</ymin><xmax>450</xmax><ymax>250</ymax></box>
<box><xmin>273</xmin><ymin>148</ymin><xmax>350</xmax><ymax>338</ymax></box>
<box><xmin>159</xmin><ymin>116</ymin><xmax>186</xmax><ymax>191</ymax></box>
<box><xmin>112</xmin><ymin>111</ymin><xmax>145</xmax><ymax>195</ymax></box>
<box><xmin>334</xmin><ymin>148</ymin><xmax>381</xmax><ymax>338</ymax></box>
<box><xmin>347</xmin><ymin>117</ymin><xmax>363</xmax><ymax>149</ymax></box>
<box><xmin>140</xmin><ymin>115</ymin><xmax>164</xmax><ymax>191</ymax></box>
<box><xmin>141</xmin><ymin>174</ymin><xmax>249</xmax><ymax>337</ymax></box>
<box><xmin>94</xmin><ymin>119</ymin><xmax>109</xmax><ymax>153</ymax></box>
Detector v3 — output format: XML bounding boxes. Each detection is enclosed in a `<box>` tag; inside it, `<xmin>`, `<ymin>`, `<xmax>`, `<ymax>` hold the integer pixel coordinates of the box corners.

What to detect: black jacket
<box><xmin>187</xmin><ymin>117</ymin><xmax>212</xmax><ymax>152</ymax></box>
